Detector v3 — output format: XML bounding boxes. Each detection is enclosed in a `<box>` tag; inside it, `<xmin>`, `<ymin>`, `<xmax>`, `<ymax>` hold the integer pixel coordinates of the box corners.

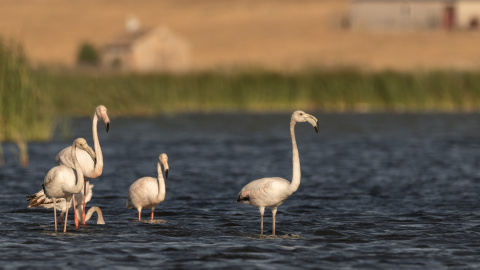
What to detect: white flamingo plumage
<box><xmin>55</xmin><ymin>105</ymin><xmax>110</xmax><ymax>225</ymax></box>
<box><xmin>237</xmin><ymin>110</ymin><xmax>318</xmax><ymax>235</ymax></box>
<box><xmin>43</xmin><ymin>138</ymin><xmax>89</xmax><ymax>233</ymax></box>
<box><xmin>127</xmin><ymin>153</ymin><xmax>169</xmax><ymax>221</ymax></box>
<box><xmin>27</xmin><ymin>181</ymin><xmax>105</xmax><ymax>225</ymax></box>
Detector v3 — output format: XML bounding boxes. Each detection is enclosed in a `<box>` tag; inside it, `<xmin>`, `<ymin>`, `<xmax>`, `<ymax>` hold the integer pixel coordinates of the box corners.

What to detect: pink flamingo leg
<box><xmin>151</xmin><ymin>209</ymin><xmax>154</xmax><ymax>220</ymax></box>
<box><xmin>72</xmin><ymin>194</ymin><xmax>79</xmax><ymax>228</ymax></box>
<box><xmin>138</xmin><ymin>210</ymin><xmax>141</xmax><ymax>221</ymax></box>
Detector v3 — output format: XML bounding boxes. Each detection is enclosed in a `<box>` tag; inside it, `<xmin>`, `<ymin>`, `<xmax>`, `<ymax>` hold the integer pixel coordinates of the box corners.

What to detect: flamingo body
<box><xmin>27</xmin><ymin>181</ymin><xmax>94</xmax><ymax>219</ymax></box>
<box><xmin>127</xmin><ymin>177</ymin><xmax>165</xmax><ymax>210</ymax></box>
<box><xmin>43</xmin><ymin>165</ymin><xmax>81</xmax><ymax>200</ymax></box>
<box><xmin>55</xmin><ymin>149</ymin><xmax>96</xmax><ymax>178</ymax></box>
<box><xmin>237</xmin><ymin>177</ymin><xmax>291</xmax><ymax>208</ymax></box>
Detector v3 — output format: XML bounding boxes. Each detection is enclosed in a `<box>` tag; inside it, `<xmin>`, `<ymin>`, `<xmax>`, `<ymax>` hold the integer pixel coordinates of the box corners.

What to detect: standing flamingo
<box><xmin>127</xmin><ymin>154</ymin><xmax>169</xmax><ymax>221</ymax></box>
<box><xmin>27</xmin><ymin>181</ymin><xmax>105</xmax><ymax>225</ymax></box>
<box><xmin>43</xmin><ymin>138</ymin><xmax>89</xmax><ymax>233</ymax></box>
<box><xmin>237</xmin><ymin>110</ymin><xmax>318</xmax><ymax>235</ymax></box>
<box><xmin>55</xmin><ymin>105</ymin><xmax>110</xmax><ymax>225</ymax></box>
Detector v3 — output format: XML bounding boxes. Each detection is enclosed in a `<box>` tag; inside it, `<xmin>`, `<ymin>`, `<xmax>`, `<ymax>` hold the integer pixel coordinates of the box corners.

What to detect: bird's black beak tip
<box><xmin>106</xmin><ymin>122</ymin><xmax>110</xmax><ymax>132</ymax></box>
<box><xmin>165</xmin><ymin>169</ymin><xmax>169</xmax><ymax>179</ymax></box>
<box><xmin>315</xmin><ymin>125</ymin><xmax>319</xmax><ymax>133</ymax></box>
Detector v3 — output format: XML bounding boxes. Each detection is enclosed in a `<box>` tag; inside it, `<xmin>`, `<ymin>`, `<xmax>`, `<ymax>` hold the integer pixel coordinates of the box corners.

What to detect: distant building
<box><xmin>350</xmin><ymin>0</ymin><xmax>480</xmax><ymax>30</ymax></box>
<box><xmin>102</xmin><ymin>24</ymin><xmax>190</xmax><ymax>73</ymax></box>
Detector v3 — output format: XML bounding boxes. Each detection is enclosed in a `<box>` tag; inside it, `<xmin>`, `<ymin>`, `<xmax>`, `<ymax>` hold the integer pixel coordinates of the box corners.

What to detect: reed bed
<box><xmin>0</xmin><ymin>39</ymin><xmax>53</xmax><ymax>143</ymax></box>
<box><xmin>35</xmin><ymin>69</ymin><xmax>480</xmax><ymax>117</ymax></box>
<box><xmin>4</xmin><ymin>36</ymin><xmax>480</xmax><ymax>143</ymax></box>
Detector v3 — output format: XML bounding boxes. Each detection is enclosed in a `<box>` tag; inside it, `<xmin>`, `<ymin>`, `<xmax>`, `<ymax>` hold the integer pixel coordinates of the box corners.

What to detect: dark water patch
<box><xmin>314</xmin><ymin>229</ymin><xmax>345</xmax><ymax>236</ymax></box>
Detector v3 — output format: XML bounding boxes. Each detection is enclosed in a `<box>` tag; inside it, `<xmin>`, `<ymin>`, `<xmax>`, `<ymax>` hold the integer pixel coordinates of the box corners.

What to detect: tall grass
<box><xmin>34</xmin><ymin>69</ymin><xmax>480</xmax><ymax>117</ymax></box>
<box><xmin>0</xmin><ymin>39</ymin><xmax>53</xmax><ymax>142</ymax></box>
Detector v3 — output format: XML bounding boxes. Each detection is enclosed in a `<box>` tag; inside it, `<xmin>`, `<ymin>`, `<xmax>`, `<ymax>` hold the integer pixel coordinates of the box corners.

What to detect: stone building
<box><xmin>350</xmin><ymin>0</ymin><xmax>480</xmax><ymax>30</ymax></box>
<box><xmin>102</xmin><ymin>24</ymin><xmax>190</xmax><ymax>73</ymax></box>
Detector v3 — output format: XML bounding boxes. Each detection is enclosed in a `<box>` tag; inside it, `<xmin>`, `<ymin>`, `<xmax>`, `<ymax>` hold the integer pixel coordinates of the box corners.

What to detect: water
<box><xmin>2</xmin><ymin>113</ymin><xmax>480</xmax><ymax>269</ymax></box>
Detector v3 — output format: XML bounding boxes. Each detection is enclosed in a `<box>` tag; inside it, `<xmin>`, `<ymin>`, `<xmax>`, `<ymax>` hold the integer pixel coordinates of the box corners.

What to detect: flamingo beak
<box><xmin>83</xmin><ymin>145</ymin><xmax>96</xmax><ymax>163</ymax></box>
<box><xmin>305</xmin><ymin>114</ymin><xmax>319</xmax><ymax>133</ymax></box>
<box><xmin>103</xmin><ymin>114</ymin><xmax>110</xmax><ymax>132</ymax></box>
<box><xmin>163</xmin><ymin>161</ymin><xmax>169</xmax><ymax>180</ymax></box>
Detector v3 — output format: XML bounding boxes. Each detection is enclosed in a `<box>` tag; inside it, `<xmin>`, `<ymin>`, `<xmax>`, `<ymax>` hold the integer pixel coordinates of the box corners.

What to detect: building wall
<box><xmin>131</xmin><ymin>32</ymin><xmax>158</xmax><ymax>72</ymax></box>
<box><xmin>152</xmin><ymin>27</ymin><xmax>190</xmax><ymax>72</ymax></box>
<box><xmin>350</xmin><ymin>1</ymin><xmax>446</xmax><ymax>30</ymax></box>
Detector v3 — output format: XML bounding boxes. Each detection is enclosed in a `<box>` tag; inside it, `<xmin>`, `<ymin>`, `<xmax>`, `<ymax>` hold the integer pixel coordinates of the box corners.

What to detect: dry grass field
<box><xmin>1</xmin><ymin>0</ymin><xmax>480</xmax><ymax>71</ymax></box>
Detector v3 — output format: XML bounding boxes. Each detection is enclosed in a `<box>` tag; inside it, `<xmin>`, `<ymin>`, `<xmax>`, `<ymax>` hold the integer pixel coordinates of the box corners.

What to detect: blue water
<box><xmin>1</xmin><ymin>113</ymin><xmax>480</xmax><ymax>269</ymax></box>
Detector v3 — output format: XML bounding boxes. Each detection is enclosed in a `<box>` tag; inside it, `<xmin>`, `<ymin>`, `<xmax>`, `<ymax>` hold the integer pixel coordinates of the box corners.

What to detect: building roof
<box><xmin>103</xmin><ymin>27</ymin><xmax>154</xmax><ymax>50</ymax></box>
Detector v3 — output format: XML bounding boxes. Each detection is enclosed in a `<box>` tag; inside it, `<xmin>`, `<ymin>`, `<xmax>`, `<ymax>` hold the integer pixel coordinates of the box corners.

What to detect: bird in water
<box><xmin>237</xmin><ymin>110</ymin><xmax>318</xmax><ymax>235</ymax></box>
<box><xmin>27</xmin><ymin>181</ymin><xmax>105</xmax><ymax>226</ymax></box>
<box><xmin>43</xmin><ymin>138</ymin><xmax>90</xmax><ymax>233</ymax></box>
<box><xmin>55</xmin><ymin>105</ymin><xmax>110</xmax><ymax>225</ymax></box>
<box><xmin>127</xmin><ymin>153</ymin><xmax>169</xmax><ymax>221</ymax></box>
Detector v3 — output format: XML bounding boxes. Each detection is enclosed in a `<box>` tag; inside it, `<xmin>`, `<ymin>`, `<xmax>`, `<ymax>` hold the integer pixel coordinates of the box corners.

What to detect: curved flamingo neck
<box><xmin>156</xmin><ymin>163</ymin><xmax>166</xmax><ymax>202</ymax></box>
<box><xmin>288</xmin><ymin>119</ymin><xmax>300</xmax><ymax>195</ymax></box>
<box><xmin>67</xmin><ymin>143</ymin><xmax>85</xmax><ymax>194</ymax></box>
<box><xmin>86</xmin><ymin>206</ymin><xmax>105</xmax><ymax>224</ymax></box>
<box><xmin>91</xmin><ymin>113</ymin><xmax>103</xmax><ymax>177</ymax></box>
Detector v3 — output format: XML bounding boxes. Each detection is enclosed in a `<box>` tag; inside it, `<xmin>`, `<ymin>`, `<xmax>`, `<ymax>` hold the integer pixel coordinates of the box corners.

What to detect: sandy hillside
<box><xmin>1</xmin><ymin>0</ymin><xmax>480</xmax><ymax>71</ymax></box>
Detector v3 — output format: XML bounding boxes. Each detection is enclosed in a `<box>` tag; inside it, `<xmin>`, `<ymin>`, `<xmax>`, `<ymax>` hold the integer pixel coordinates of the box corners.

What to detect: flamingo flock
<box><xmin>27</xmin><ymin>106</ymin><xmax>317</xmax><ymax>235</ymax></box>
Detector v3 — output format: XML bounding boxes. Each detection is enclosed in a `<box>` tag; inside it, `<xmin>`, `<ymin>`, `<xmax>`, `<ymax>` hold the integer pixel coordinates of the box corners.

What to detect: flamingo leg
<box><xmin>82</xmin><ymin>179</ymin><xmax>87</xmax><ymax>225</ymax></box>
<box><xmin>151</xmin><ymin>208</ymin><xmax>154</xmax><ymax>220</ymax></box>
<box><xmin>271</xmin><ymin>207</ymin><xmax>278</xmax><ymax>236</ymax></box>
<box><xmin>259</xmin><ymin>207</ymin><xmax>265</xmax><ymax>235</ymax></box>
<box><xmin>64</xmin><ymin>198</ymin><xmax>70</xmax><ymax>233</ymax></box>
<box><xmin>138</xmin><ymin>209</ymin><xmax>141</xmax><ymax>221</ymax></box>
<box><xmin>53</xmin><ymin>198</ymin><xmax>57</xmax><ymax>233</ymax></box>
<box><xmin>72</xmin><ymin>194</ymin><xmax>79</xmax><ymax>228</ymax></box>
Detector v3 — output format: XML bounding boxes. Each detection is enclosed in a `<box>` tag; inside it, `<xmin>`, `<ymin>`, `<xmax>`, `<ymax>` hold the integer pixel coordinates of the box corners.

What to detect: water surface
<box><xmin>1</xmin><ymin>113</ymin><xmax>480</xmax><ymax>269</ymax></box>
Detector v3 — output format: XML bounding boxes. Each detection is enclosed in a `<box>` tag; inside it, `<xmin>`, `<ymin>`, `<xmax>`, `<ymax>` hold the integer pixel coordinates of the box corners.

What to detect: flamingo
<box><xmin>55</xmin><ymin>105</ymin><xmax>110</xmax><ymax>225</ymax></box>
<box><xmin>127</xmin><ymin>153</ymin><xmax>169</xmax><ymax>221</ymax></box>
<box><xmin>43</xmin><ymin>138</ymin><xmax>89</xmax><ymax>233</ymax></box>
<box><xmin>27</xmin><ymin>181</ymin><xmax>105</xmax><ymax>225</ymax></box>
<box><xmin>237</xmin><ymin>110</ymin><xmax>318</xmax><ymax>235</ymax></box>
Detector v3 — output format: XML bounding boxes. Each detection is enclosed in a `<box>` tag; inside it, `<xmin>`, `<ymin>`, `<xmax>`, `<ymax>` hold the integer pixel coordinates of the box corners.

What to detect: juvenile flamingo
<box><xmin>127</xmin><ymin>154</ymin><xmax>169</xmax><ymax>221</ymax></box>
<box><xmin>237</xmin><ymin>110</ymin><xmax>318</xmax><ymax>235</ymax></box>
<box><xmin>55</xmin><ymin>105</ymin><xmax>110</xmax><ymax>225</ymax></box>
<box><xmin>43</xmin><ymin>138</ymin><xmax>89</xmax><ymax>233</ymax></box>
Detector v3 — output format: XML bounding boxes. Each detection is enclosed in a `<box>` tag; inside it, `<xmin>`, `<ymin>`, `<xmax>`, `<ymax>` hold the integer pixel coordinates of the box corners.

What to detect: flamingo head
<box><xmin>73</xmin><ymin>138</ymin><xmax>95</xmax><ymax>162</ymax></box>
<box><xmin>159</xmin><ymin>153</ymin><xmax>169</xmax><ymax>179</ymax></box>
<box><xmin>292</xmin><ymin>110</ymin><xmax>319</xmax><ymax>133</ymax></box>
<box><xmin>96</xmin><ymin>105</ymin><xmax>110</xmax><ymax>132</ymax></box>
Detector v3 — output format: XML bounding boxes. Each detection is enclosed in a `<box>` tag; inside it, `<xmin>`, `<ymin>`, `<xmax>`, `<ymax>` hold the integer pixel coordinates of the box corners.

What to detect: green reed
<box><xmin>0</xmin><ymin>39</ymin><xmax>53</xmax><ymax>142</ymax></box>
<box><xmin>34</xmin><ymin>68</ymin><xmax>480</xmax><ymax>117</ymax></box>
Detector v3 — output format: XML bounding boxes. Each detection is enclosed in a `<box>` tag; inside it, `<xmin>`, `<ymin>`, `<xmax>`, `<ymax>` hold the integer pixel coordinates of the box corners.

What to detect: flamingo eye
<box><xmin>300</xmin><ymin>113</ymin><xmax>303</xmax><ymax>116</ymax></box>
